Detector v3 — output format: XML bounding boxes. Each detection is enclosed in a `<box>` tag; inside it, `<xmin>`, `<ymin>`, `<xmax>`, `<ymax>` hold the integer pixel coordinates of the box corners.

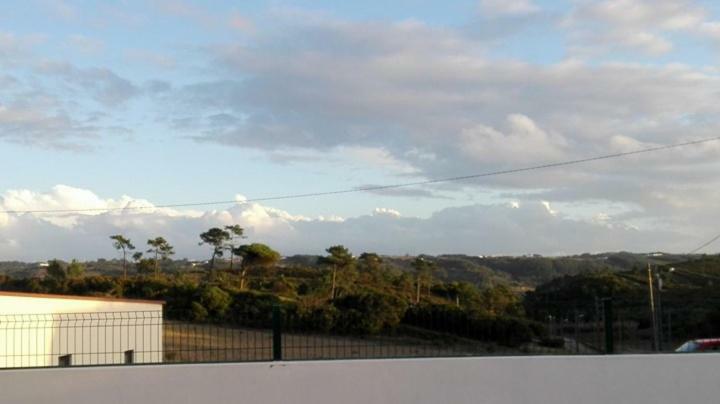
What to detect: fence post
<box><xmin>603</xmin><ymin>298</ymin><xmax>614</xmax><ymax>354</ymax></box>
<box><xmin>272</xmin><ymin>304</ymin><xmax>283</xmax><ymax>361</ymax></box>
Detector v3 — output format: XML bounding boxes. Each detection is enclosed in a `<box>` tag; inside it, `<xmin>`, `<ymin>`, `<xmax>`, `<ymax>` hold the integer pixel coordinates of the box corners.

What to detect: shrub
<box><xmin>200</xmin><ymin>286</ymin><xmax>232</xmax><ymax>320</ymax></box>
<box><xmin>403</xmin><ymin>304</ymin><xmax>540</xmax><ymax>347</ymax></box>
<box><xmin>332</xmin><ymin>292</ymin><xmax>408</xmax><ymax>335</ymax></box>
<box><xmin>227</xmin><ymin>291</ymin><xmax>281</xmax><ymax>328</ymax></box>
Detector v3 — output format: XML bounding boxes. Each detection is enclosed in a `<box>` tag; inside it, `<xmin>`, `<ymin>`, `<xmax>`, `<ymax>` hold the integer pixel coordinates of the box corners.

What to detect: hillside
<box><xmin>0</xmin><ymin>252</ymin><xmax>696</xmax><ymax>289</ymax></box>
<box><xmin>524</xmin><ymin>254</ymin><xmax>720</xmax><ymax>339</ymax></box>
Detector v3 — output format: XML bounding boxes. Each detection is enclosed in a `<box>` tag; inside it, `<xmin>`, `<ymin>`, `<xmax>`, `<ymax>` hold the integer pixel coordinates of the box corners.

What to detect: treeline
<box><xmin>7</xmin><ymin>226</ymin><xmax>705</xmax><ymax>347</ymax></box>
<box><xmin>0</xmin><ymin>234</ymin><xmax>545</xmax><ymax>347</ymax></box>
<box><xmin>523</xmin><ymin>255</ymin><xmax>720</xmax><ymax>339</ymax></box>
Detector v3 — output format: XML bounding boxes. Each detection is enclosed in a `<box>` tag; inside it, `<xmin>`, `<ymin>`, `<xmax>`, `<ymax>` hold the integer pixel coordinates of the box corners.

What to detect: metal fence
<box><xmin>0</xmin><ymin>298</ymin><xmax>712</xmax><ymax>369</ymax></box>
<box><xmin>532</xmin><ymin>298</ymin><xmax>716</xmax><ymax>355</ymax></box>
<box><xmin>0</xmin><ymin>312</ymin><xmax>163</xmax><ymax>368</ymax></box>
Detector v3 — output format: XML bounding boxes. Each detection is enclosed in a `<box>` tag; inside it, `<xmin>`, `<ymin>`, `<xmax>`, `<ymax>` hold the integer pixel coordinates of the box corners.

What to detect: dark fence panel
<box><xmin>2</xmin><ymin>297</ymin><xmax>715</xmax><ymax>370</ymax></box>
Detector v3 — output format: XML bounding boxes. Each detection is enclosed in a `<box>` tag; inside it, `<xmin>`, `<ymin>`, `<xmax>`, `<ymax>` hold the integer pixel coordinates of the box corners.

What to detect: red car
<box><xmin>675</xmin><ymin>338</ymin><xmax>720</xmax><ymax>353</ymax></box>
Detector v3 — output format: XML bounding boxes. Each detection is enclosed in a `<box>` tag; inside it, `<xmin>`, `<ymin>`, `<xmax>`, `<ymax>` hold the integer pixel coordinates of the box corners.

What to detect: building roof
<box><xmin>0</xmin><ymin>291</ymin><xmax>165</xmax><ymax>305</ymax></box>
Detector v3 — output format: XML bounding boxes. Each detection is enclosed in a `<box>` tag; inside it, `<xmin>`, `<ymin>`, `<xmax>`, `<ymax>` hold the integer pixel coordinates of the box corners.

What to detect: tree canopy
<box><xmin>236</xmin><ymin>243</ymin><xmax>281</xmax><ymax>269</ymax></box>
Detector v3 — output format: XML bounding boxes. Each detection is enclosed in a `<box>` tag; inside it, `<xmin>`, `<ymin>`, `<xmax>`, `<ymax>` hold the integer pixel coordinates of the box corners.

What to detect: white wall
<box><xmin>0</xmin><ymin>355</ymin><xmax>718</xmax><ymax>404</ymax></box>
<box><xmin>0</xmin><ymin>294</ymin><xmax>162</xmax><ymax>314</ymax></box>
<box><xmin>0</xmin><ymin>294</ymin><xmax>163</xmax><ymax>367</ymax></box>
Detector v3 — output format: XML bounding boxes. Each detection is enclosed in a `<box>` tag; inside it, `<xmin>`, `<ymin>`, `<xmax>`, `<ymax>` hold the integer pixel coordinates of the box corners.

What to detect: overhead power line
<box><xmin>688</xmin><ymin>232</ymin><xmax>720</xmax><ymax>254</ymax></box>
<box><xmin>2</xmin><ymin>135</ymin><xmax>720</xmax><ymax>215</ymax></box>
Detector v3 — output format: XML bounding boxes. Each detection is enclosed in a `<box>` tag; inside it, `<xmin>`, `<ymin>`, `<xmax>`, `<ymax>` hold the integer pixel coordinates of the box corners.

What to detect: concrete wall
<box><xmin>0</xmin><ymin>354</ymin><xmax>718</xmax><ymax>404</ymax></box>
<box><xmin>0</xmin><ymin>294</ymin><xmax>163</xmax><ymax>367</ymax></box>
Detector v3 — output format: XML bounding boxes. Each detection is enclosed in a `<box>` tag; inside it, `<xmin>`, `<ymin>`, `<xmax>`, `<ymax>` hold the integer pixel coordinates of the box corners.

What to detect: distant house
<box><xmin>0</xmin><ymin>292</ymin><xmax>164</xmax><ymax>368</ymax></box>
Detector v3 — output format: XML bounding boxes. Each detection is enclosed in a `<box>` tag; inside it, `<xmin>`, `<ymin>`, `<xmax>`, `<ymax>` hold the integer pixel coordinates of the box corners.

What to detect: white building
<box><xmin>0</xmin><ymin>291</ymin><xmax>164</xmax><ymax>368</ymax></box>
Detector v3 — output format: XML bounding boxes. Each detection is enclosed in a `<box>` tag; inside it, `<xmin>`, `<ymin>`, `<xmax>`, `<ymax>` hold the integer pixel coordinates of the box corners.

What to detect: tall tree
<box><xmin>234</xmin><ymin>243</ymin><xmax>280</xmax><ymax>290</ymax></box>
<box><xmin>110</xmin><ymin>235</ymin><xmax>135</xmax><ymax>279</ymax></box>
<box><xmin>132</xmin><ymin>251</ymin><xmax>143</xmax><ymax>263</ymax></box>
<box><xmin>45</xmin><ymin>259</ymin><xmax>66</xmax><ymax>282</ymax></box>
<box><xmin>358</xmin><ymin>252</ymin><xmax>383</xmax><ymax>272</ymax></box>
<box><xmin>358</xmin><ymin>252</ymin><xmax>384</xmax><ymax>284</ymax></box>
<box><xmin>320</xmin><ymin>245</ymin><xmax>355</xmax><ymax>300</ymax></box>
<box><xmin>146</xmin><ymin>237</ymin><xmax>174</xmax><ymax>278</ymax></box>
<box><xmin>199</xmin><ymin>227</ymin><xmax>230</xmax><ymax>271</ymax></box>
<box><xmin>411</xmin><ymin>256</ymin><xmax>436</xmax><ymax>304</ymax></box>
<box><xmin>66</xmin><ymin>259</ymin><xmax>85</xmax><ymax>279</ymax></box>
<box><xmin>224</xmin><ymin>225</ymin><xmax>245</xmax><ymax>272</ymax></box>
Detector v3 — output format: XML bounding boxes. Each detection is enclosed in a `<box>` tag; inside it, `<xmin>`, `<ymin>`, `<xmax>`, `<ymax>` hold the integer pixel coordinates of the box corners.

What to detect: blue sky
<box><xmin>1</xmin><ymin>0</ymin><xmax>720</xmax><ymax>260</ymax></box>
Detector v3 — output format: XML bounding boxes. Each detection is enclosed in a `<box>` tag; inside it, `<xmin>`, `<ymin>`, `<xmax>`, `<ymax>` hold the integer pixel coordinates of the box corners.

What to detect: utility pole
<box><xmin>656</xmin><ymin>272</ymin><xmax>663</xmax><ymax>351</ymax></box>
<box><xmin>330</xmin><ymin>265</ymin><xmax>337</xmax><ymax>300</ymax></box>
<box><xmin>415</xmin><ymin>277</ymin><xmax>421</xmax><ymax>304</ymax></box>
<box><xmin>647</xmin><ymin>263</ymin><xmax>659</xmax><ymax>352</ymax></box>
<box><xmin>574</xmin><ymin>309</ymin><xmax>580</xmax><ymax>354</ymax></box>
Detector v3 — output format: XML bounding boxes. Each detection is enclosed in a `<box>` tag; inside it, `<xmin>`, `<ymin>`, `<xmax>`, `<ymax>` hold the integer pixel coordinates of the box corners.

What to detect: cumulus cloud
<box><xmin>0</xmin><ymin>102</ymin><xmax>98</xmax><ymax>149</ymax></box>
<box><xmin>36</xmin><ymin>62</ymin><xmax>139</xmax><ymax>107</ymax></box>
<box><xmin>0</xmin><ymin>38</ymin><xmax>137</xmax><ymax>147</ymax></box>
<box><xmin>459</xmin><ymin>114</ymin><xmax>568</xmax><ymax>165</ymax></box>
<box><xmin>3</xmin><ymin>4</ymin><xmax>720</xmax><ymax>258</ymax></box>
<box><xmin>0</xmin><ymin>185</ymin><xmax>689</xmax><ymax>261</ymax></box>
<box><xmin>478</xmin><ymin>0</ymin><xmax>540</xmax><ymax>16</ymax></box>
<box><xmin>566</xmin><ymin>0</ymin><xmax>720</xmax><ymax>55</ymax></box>
<box><xmin>161</xmin><ymin>15</ymin><xmax>720</xmax><ymax>218</ymax></box>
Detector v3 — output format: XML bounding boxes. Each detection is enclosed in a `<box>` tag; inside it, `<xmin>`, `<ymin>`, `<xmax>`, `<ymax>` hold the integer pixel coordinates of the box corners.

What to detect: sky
<box><xmin>1</xmin><ymin>0</ymin><xmax>720</xmax><ymax>261</ymax></box>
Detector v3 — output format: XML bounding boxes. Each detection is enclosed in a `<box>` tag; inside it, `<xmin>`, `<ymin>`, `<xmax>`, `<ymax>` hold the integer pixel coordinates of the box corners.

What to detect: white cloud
<box><xmin>36</xmin><ymin>62</ymin><xmax>139</xmax><ymax>107</ymax></box>
<box><xmin>373</xmin><ymin>208</ymin><xmax>401</xmax><ymax>217</ymax></box>
<box><xmin>479</xmin><ymin>0</ymin><xmax>540</xmax><ymax>16</ymax></box>
<box><xmin>0</xmin><ymin>185</ymin><xmax>699</xmax><ymax>261</ymax></box>
<box><xmin>2</xmin><ymin>6</ymin><xmax>720</xmax><ymax>259</ymax></box>
<box><xmin>459</xmin><ymin>114</ymin><xmax>568</xmax><ymax>165</ymax></box>
<box><xmin>340</xmin><ymin>146</ymin><xmax>420</xmax><ymax>175</ymax></box>
<box><xmin>156</xmin><ymin>14</ymin><xmax>720</xmax><ymax>239</ymax></box>
<box><xmin>541</xmin><ymin>201</ymin><xmax>557</xmax><ymax>216</ymax></box>
<box><xmin>0</xmin><ymin>102</ymin><xmax>98</xmax><ymax>149</ymax></box>
<box><xmin>566</xmin><ymin>0</ymin><xmax>720</xmax><ymax>55</ymax></box>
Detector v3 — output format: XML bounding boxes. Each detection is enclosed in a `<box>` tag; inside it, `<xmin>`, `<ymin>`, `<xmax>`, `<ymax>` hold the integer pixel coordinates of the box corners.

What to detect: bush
<box><xmin>227</xmin><ymin>291</ymin><xmax>281</xmax><ymax>328</ymax></box>
<box><xmin>191</xmin><ymin>301</ymin><xmax>209</xmax><ymax>321</ymax></box>
<box><xmin>200</xmin><ymin>286</ymin><xmax>232</xmax><ymax>320</ymax></box>
<box><xmin>289</xmin><ymin>305</ymin><xmax>338</xmax><ymax>333</ymax></box>
<box><xmin>331</xmin><ymin>292</ymin><xmax>408</xmax><ymax>335</ymax></box>
<box><xmin>403</xmin><ymin>304</ymin><xmax>540</xmax><ymax>347</ymax></box>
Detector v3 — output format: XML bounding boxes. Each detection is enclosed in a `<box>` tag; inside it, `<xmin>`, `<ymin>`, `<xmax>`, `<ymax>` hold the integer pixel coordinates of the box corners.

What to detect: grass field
<box><xmin>161</xmin><ymin>321</ymin><xmax>585</xmax><ymax>363</ymax></box>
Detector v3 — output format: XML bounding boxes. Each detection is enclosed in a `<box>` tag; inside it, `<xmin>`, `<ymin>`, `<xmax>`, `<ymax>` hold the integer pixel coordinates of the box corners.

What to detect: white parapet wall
<box><xmin>0</xmin><ymin>355</ymin><xmax>719</xmax><ymax>404</ymax></box>
<box><xmin>0</xmin><ymin>292</ymin><xmax>163</xmax><ymax>368</ymax></box>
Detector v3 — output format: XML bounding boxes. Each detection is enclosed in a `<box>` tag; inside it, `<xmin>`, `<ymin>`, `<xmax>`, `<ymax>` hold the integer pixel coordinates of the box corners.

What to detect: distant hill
<box><xmin>0</xmin><ymin>252</ymin><xmax>698</xmax><ymax>289</ymax></box>
<box><xmin>523</xmin><ymin>255</ymin><xmax>720</xmax><ymax>336</ymax></box>
<box><xmin>279</xmin><ymin>251</ymin><xmax>696</xmax><ymax>288</ymax></box>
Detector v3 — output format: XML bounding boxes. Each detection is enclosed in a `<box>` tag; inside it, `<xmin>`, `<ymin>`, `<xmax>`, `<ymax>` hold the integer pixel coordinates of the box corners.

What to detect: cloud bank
<box><xmin>0</xmin><ymin>185</ymin><xmax>685</xmax><ymax>261</ymax></box>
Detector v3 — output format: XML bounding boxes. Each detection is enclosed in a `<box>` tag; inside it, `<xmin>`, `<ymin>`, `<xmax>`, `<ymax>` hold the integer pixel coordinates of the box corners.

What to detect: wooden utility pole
<box><xmin>330</xmin><ymin>265</ymin><xmax>337</xmax><ymax>300</ymax></box>
<box><xmin>415</xmin><ymin>278</ymin><xmax>421</xmax><ymax>304</ymax></box>
<box><xmin>647</xmin><ymin>263</ymin><xmax>659</xmax><ymax>351</ymax></box>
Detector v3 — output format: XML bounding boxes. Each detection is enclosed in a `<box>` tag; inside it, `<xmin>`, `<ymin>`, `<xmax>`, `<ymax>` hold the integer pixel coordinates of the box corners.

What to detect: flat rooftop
<box><xmin>0</xmin><ymin>291</ymin><xmax>164</xmax><ymax>305</ymax></box>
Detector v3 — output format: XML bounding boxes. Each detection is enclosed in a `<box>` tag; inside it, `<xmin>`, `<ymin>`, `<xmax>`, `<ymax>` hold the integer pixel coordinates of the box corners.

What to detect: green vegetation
<box><xmin>0</xmin><ymin>232</ymin><xmax>716</xmax><ymax>349</ymax></box>
<box><xmin>524</xmin><ymin>255</ymin><xmax>720</xmax><ymax>341</ymax></box>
